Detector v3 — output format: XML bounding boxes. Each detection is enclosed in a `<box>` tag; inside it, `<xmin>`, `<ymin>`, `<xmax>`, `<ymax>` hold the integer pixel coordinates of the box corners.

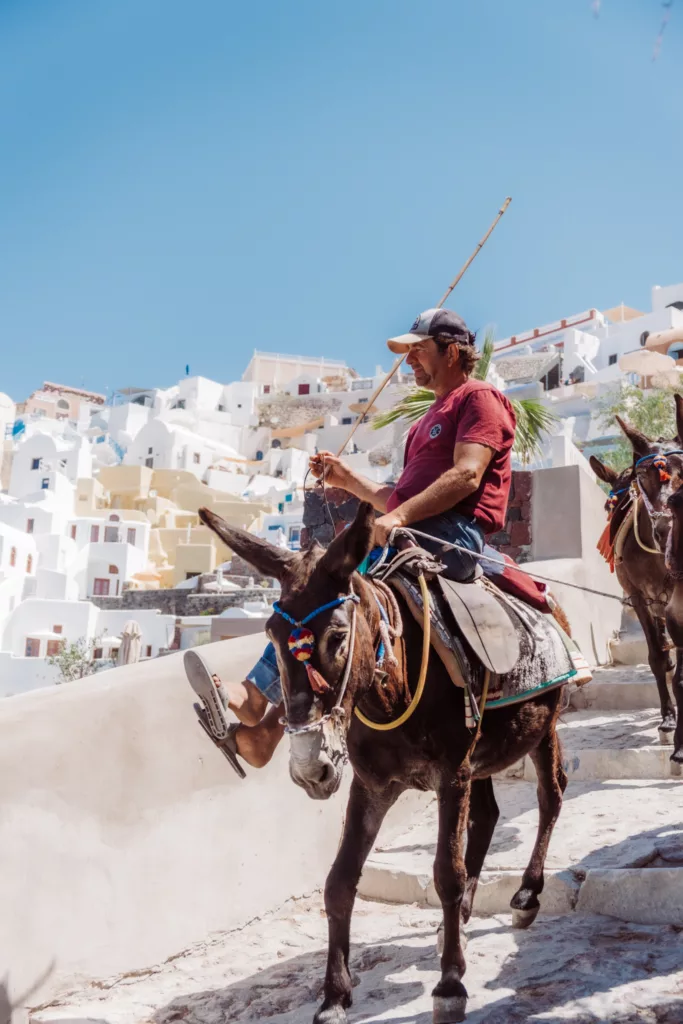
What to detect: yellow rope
<box><xmin>469</xmin><ymin>669</ymin><xmax>491</xmax><ymax>750</ymax></box>
<box><xmin>355</xmin><ymin>573</ymin><xmax>431</xmax><ymax>731</ymax></box>
<box><xmin>632</xmin><ymin>493</ymin><xmax>660</xmax><ymax>556</ymax></box>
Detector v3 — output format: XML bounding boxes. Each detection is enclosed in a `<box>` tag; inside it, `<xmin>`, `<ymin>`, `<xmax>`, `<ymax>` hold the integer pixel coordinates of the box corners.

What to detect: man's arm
<box><xmin>373</xmin><ymin>441</ymin><xmax>494</xmax><ymax>544</ymax></box>
<box><xmin>309</xmin><ymin>451</ymin><xmax>394</xmax><ymax>513</ymax></box>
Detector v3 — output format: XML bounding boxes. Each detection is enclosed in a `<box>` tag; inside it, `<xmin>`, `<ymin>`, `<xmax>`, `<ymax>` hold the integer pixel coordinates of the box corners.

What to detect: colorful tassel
<box><xmin>305</xmin><ymin>661</ymin><xmax>331</xmax><ymax>694</ymax></box>
<box><xmin>597</xmin><ymin>521</ymin><xmax>616</xmax><ymax>572</ymax></box>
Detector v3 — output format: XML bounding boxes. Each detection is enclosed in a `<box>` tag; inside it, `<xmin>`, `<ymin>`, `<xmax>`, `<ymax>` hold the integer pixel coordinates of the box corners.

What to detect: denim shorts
<box><xmin>245</xmin><ymin>509</ymin><xmax>489</xmax><ymax>707</ymax></box>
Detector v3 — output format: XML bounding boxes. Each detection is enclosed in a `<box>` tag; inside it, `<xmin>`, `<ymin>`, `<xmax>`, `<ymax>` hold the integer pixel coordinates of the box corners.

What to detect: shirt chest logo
<box><xmin>429</xmin><ymin>423</ymin><xmax>442</xmax><ymax>439</ymax></box>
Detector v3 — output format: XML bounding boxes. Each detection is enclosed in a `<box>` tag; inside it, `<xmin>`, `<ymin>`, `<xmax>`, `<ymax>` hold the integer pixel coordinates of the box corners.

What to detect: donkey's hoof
<box><xmin>433</xmin><ymin>995</ymin><xmax>467</xmax><ymax>1023</ymax></box>
<box><xmin>659</xmin><ymin>726</ymin><xmax>675</xmax><ymax>746</ymax></box>
<box><xmin>511</xmin><ymin>905</ymin><xmax>540</xmax><ymax>929</ymax></box>
<box><xmin>436</xmin><ymin>922</ymin><xmax>467</xmax><ymax>957</ymax></box>
<box><xmin>313</xmin><ymin>1007</ymin><xmax>347</xmax><ymax>1024</ymax></box>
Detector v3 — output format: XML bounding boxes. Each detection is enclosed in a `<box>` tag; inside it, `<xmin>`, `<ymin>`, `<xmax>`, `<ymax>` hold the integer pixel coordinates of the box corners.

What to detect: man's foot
<box><xmin>195</xmin><ymin>708</ymin><xmax>247</xmax><ymax>779</ymax></box>
<box><xmin>184</xmin><ymin>649</ymin><xmax>231</xmax><ymax>740</ymax></box>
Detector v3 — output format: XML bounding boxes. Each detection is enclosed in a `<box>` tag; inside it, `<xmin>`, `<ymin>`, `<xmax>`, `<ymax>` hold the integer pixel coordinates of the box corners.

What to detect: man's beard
<box><xmin>411</xmin><ymin>366</ymin><xmax>432</xmax><ymax>386</ymax></box>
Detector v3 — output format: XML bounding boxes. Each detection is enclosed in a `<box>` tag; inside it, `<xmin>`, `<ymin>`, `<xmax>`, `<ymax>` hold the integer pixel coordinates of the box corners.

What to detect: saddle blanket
<box><xmin>391</xmin><ymin>572</ymin><xmax>576</xmax><ymax>710</ymax></box>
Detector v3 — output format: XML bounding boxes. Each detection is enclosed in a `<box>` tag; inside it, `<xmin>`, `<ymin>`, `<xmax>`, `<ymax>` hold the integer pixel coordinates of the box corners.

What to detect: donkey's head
<box><xmin>199</xmin><ymin>503</ymin><xmax>378</xmax><ymax>800</ymax></box>
<box><xmin>615</xmin><ymin>413</ymin><xmax>683</xmax><ymax>553</ymax></box>
<box><xmin>589</xmin><ymin>455</ymin><xmax>632</xmax><ymax>514</ymax></box>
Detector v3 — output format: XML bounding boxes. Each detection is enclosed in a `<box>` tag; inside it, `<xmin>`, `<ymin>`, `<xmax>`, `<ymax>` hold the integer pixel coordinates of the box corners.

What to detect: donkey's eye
<box><xmin>327</xmin><ymin>631</ymin><xmax>348</xmax><ymax>651</ymax></box>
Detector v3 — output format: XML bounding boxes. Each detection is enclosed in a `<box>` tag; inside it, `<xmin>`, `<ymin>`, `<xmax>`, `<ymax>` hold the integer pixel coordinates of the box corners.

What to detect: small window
<box><xmin>289</xmin><ymin>527</ymin><xmax>301</xmax><ymax>543</ymax></box>
<box><xmin>41</xmin><ymin>478</ymin><xmax>49</xmax><ymax>490</ymax></box>
<box><xmin>263</xmin><ymin>385</ymin><xmax>271</xmax><ymax>395</ymax></box>
<box><xmin>109</xmin><ymin>514</ymin><xmax>120</xmax><ymax>522</ymax></box>
<box><xmin>26</xmin><ymin>519</ymin><xmax>34</xmax><ymax>534</ymax></box>
<box><xmin>46</xmin><ymin>639</ymin><xmax>63</xmax><ymax>657</ymax></box>
<box><xmin>93</xmin><ymin>578</ymin><xmax>110</xmax><ymax>596</ymax></box>
<box><xmin>53</xmin><ymin>625</ymin><xmax>63</xmax><ymax>634</ymax></box>
<box><xmin>31</xmin><ymin>457</ymin><xmax>41</xmax><ymax>471</ymax></box>
<box><xmin>145</xmin><ymin>645</ymin><xmax>152</xmax><ymax>658</ymax></box>
<box><xmin>145</xmin><ymin>457</ymin><xmax>154</xmax><ymax>469</ymax></box>
<box><xmin>93</xmin><ymin>647</ymin><xmax>103</xmax><ymax>660</ymax></box>
<box><xmin>59</xmin><ymin>459</ymin><xmax>67</xmax><ymax>469</ymax></box>
<box><xmin>255</xmin><ymin>450</ymin><xmax>264</xmax><ymax>461</ymax></box>
<box><xmin>90</xmin><ymin>525</ymin><xmax>100</xmax><ymax>543</ymax></box>
<box><xmin>193</xmin><ymin>452</ymin><xmax>201</xmax><ymax>464</ymax></box>
<box><xmin>26</xmin><ymin>554</ymin><xmax>33</xmax><ymax>573</ymax></box>
<box><xmin>341</xmin><ymin>417</ymin><xmax>353</xmax><ymax>425</ymax></box>
<box><xmin>57</xmin><ymin>399</ymin><xmax>69</xmax><ymax>410</ymax></box>
<box><xmin>298</xmin><ymin>383</ymin><xmax>310</xmax><ymax>396</ymax></box>
<box><xmin>217</xmin><ymin>404</ymin><xmax>225</xmax><ymax>412</ymax></box>
<box><xmin>25</xmin><ymin>638</ymin><xmax>40</xmax><ymax>658</ymax></box>
<box><xmin>177</xmin><ymin>399</ymin><xmax>186</xmax><ymax>409</ymax></box>
<box><xmin>147</xmin><ymin>447</ymin><xmax>153</xmax><ymax>455</ymax></box>
<box><xmin>104</xmin><ymin>526</ymin><xmax>118</xmax><ymax>542</ymax></box>
<box><xmin>127</xmin><ymin>528</ymin><xmax>136</xmax><ymax>545</ymax></box>
<box><xmin>358</xmin><ymin>397</ymin><xmax>368</xmax><ymax>404</ymax></box>
<box><xmin>10</xmin><ymin>547</ymin><xmax>16</xmax><ymax>567</ymax></box>
<box><xmin>70</xmin><ymin>525</ymin><xmax>77</xmax><ymax>540</ymax></box>
<box><xmin>108</xmin><ymin>564</ymin><xmax>119</xmax><ymax>574</ymax></box>
<box><xmin>608</xmin><ymin>354</ymin><xmax>617</xmax><ymax>366</ymax></box>
<box><xmin>237</xmin><ymin>403</ymin><xmax>242</xmax><ymax>409</ymax></box>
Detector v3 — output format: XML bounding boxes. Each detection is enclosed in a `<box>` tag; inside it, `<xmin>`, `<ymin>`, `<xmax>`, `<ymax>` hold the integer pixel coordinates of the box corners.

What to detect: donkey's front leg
<box><xmin>314</xmin><ymin>777</ymin><xmax>403</xmax><ymax>1024</ymax></box>
<box><xmin>670</xmin><ymin>649</ymin><xmax>683</xmax><ymax>767</ymax></box>
<box><xmin>432</xmin><ymin>769</ymin><xmax>471</xmax><ymax>1024</ymax></box>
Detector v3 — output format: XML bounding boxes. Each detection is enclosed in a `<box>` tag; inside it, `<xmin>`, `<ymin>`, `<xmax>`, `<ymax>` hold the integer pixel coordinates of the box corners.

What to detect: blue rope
<box><xmin>635</xmin><ymin>449</ymin><xmax>683</xmax><ymax>468</ymax></box>
<box><xmin>272</xmin><ymin>594</ymin><xmax>359</xmax><ymax>629</ymax></box>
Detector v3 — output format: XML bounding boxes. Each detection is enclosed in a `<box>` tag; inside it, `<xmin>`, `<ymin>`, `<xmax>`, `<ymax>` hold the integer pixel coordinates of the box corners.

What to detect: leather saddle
<box><xmin>437</xmin><ymin>576</ymin><xmax>520</xmax><ymax>674</ymax></box>
<box><xmin>368</xmin><ymin>545</ymin><xmax>520</xmax><ymax>678</ymax></box>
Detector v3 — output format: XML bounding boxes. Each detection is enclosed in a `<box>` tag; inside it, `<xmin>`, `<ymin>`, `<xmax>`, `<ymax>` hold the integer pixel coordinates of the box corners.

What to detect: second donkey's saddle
<box><xmin>368</xmin><ymin>545</ymin><xmax>575</xmax><ymax>713</ymax></box>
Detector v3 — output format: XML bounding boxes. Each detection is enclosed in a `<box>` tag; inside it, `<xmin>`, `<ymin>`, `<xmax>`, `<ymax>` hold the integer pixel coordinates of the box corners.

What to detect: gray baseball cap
<box><xmin>387</xmin><ymin>308</ymin><xmax>472</xmax><ymax>354</ymax></box>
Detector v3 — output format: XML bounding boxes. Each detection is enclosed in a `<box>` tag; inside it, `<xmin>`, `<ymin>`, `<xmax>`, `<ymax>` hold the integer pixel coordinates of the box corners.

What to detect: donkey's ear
<box><xmin>674</xmin><ymin>393</ymin><xmax>683</xmax><ymax>446</ymax></box>
<box><xmin>319</xmin><ymin>502</ymin><xmax>376</xmax><ymax>582</ymax></box>
<box><xmin>589</xmin><ymin>455</ymin><xmax>618</xmax><ymax>486</ymax></box>
<box><xmin>198</xmin><ymin>507</ymin><xmax>295</xmax><ymax>582</ymax></box>
<box><xmin>615</xmin><ymin>416</ymin><xmax>652</xmax><ymax>459</ymax></box>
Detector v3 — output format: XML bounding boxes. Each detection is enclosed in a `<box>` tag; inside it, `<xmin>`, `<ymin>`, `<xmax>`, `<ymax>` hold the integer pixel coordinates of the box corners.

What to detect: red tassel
<box><xmin>305</xmin><ymin>662</ymin><xmax>331</xmax><ymax>694</ymax></box>
<box><xmin>659</xmin><ymin>470</ymin><xmax>671</xmax><ymax>482</ymax></box>
<box><xmin>597</xmin><ymin>521</ymin><xmax>615</xmax><ymax>572</ymax></box>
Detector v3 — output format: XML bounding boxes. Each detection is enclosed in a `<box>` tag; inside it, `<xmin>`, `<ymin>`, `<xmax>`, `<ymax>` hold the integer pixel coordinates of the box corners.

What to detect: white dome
<box><xmin>0</xmin><ymin>392</ymin><xmax>15</xmax><ymax>409</ymax></box>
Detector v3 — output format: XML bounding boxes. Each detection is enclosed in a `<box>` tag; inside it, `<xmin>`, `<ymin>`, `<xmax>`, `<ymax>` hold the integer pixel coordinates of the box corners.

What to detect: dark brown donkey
<box><xmin>589</xmin><ymin>398</ymin><xmax>683</xmax><ymax>753</ymax></box>
<box><xmin>199</xmin><ymin>504</ymin><xmax>569</xmax><ymax>1024</ymax></box>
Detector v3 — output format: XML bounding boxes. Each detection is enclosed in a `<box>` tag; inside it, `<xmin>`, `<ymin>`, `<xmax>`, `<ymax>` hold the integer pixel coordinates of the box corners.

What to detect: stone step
<box><xmin>570</xmin><ymin>665</ymin><xmax>662</xmax><ymax>711</ymax></box>
<box><xmin>27</xmin><ymin>899</ymin><xmax>683</xmax><ymax>1024</ymax></box>
<box><xmin>544</xmin><ymin>708</ymin><xmax>679</xmax><ymax>781</ymax></box>
<box><xmin>359</xmin><ymin>779</ymin><xmax>683</xmax><ymax>926</ymax></box>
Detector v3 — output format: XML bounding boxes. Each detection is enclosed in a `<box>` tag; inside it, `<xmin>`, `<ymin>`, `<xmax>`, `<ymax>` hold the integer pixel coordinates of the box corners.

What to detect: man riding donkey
<box><xmin>185</xmin><ymin>309</ymin><xmax>590</xmax><ymax>776</ymax></box>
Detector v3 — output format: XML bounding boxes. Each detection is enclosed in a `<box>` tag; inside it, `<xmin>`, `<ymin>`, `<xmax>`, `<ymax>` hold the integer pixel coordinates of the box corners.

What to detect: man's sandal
<box><xmin>184</xmin><ymin>649</ymin><xmax>246</xmax><ymax>779</ymax></box>
<box><xmin>194</xmin><ymin>707</ymin><xmax>246</xmax><ymax>780</ymax></box>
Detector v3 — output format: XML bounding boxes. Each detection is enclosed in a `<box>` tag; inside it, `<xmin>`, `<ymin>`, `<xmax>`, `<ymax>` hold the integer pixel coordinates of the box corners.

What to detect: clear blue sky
<box><xmin>1</xmin><ymin>0</ymin><xmax>681</xmax><ymax>400</ymax></box>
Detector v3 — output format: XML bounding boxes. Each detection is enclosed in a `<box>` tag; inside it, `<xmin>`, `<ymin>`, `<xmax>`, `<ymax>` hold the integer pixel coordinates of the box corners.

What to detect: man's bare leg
<box><xmin>233</xmin><ymin>702</ymin><xmax>286</xmax><ymax>768</ymax></box>
<box><xmin>221</xmin><ymin>677</ymin><xmax>269</xmax><ymax>727</ymax></box>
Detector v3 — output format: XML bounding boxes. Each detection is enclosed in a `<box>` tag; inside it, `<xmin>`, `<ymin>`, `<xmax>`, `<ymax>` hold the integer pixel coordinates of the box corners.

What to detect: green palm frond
<box><xmin>373</xmin><ymin>387</ymin><xmax>436</xmax><ymax>429</ymax></box>
<box><xmin>373</xmin><ymin>327</ymin><xmax>557</xmax><ymax>464</ymax></box>
<box><xmin>510</xmin><ymin>397</ymin><xmax>557</xmax><ymax>464</ymax></box>
<box><xmin>473</xmin><ymin>329</ymin><xmax>494</xmax><ymax>382</ymax></box>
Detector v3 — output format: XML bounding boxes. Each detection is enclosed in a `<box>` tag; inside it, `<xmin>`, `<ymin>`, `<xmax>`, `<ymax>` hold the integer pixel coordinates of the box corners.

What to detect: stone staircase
<box><xmin>358</xmin><ymin>665</ymin><xmax>683</xmax><ymax>927</ymax></box>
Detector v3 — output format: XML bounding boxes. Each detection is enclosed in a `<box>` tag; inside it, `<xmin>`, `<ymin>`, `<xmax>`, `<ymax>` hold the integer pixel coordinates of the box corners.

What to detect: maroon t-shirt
<box><xmin>386</xmin><ymin>379</ymin><xmax>516</xmax><ymax>534</ymax></box>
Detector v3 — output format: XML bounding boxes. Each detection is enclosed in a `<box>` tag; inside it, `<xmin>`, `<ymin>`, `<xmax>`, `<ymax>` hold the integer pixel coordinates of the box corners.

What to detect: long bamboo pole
<box><xmin>334</xmin><ymin>196</ymin><xmax>512</xmax><ymax>458</ymax></box>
